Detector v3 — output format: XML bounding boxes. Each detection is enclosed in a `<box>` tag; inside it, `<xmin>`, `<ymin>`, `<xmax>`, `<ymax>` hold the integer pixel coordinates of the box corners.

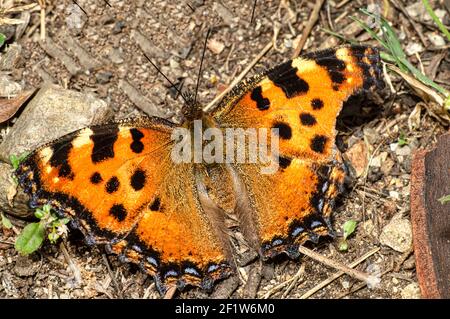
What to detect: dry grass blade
<box><xmin>263</xmin><ymin>264</ymin><xmax>305</xmax><ymax>299</ymax></box>
<box><xmin>389</xmin><ymin>65</ymin><xmax>445</xmax><ymax>107</ymax></box>
<box><xmin>0</xmin><ymin>90</ymin><xmax>34</xmax><ymax>123</ymax></box>
<box><xmin>59</xmin><ymin>242</ymin><xmax>82</xmax><ymax>286</ymax></box>
<box><xmin>3</xmin><ymin>3</ymin><xmax>38</xmax><ymax>14</ymax></box>
<box><xmin>300</xmin><ymin>247</ymin><xmax>380</xmax><ymax>299</ymax></box>
<box><xmin>298</xmin><ymin>246</ymin><xmax>381</xmax><ymax>288</ymax></box>
<box><xmin>292</xmin><ymin>0</ymin><xmax>325</xmax><ymax>58</ymax></box>
<box><xmin>0</xmin><ymin>17</ymin><xmax>25</xmax><ymax>25</ymax></box>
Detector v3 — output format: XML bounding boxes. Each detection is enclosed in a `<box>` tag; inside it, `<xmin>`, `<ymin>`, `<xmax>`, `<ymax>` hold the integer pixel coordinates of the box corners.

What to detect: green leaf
<box><xmin>48</xmin><ymin>232</ymin><xmax>59</xmax><ymax>244</ymax></box>
<box><xmin>343</xmin><ymin>220</ymin><xmax>357</xmax><ymax>240</ymax></box>
<box><xmin>0</xmin><ymin>33</ymin><xmax>5</xmax><ymax>47</ymax></box>
<box><xmin>339</xmin><ymin>240</ymin><xmax>349</xmax><ymax>252</ymax></box>
<box><xmin>10</xmin><ymin>152</ymin><xmax>29</xmax><ymax>170</ymax></box>
<box><xmin>1</xmin><ymin>213</ymin><xmax>13</xmax><ymax>229</ymax></box>
<box><xmin>34</xmin><ymin>208</ymin><xmax>45</xmax><ymax>219</ymax></box>
<box><xmin>445</xmin><ymin>96</ymin><xmax>450</xmax><ymax>112</ymax></box>
<box><xmin>422</xmin><ymin>0</ymin><xmax>450</xmax><ymax>42</ymax></box>
<box><xmin>398</xmin><ymin>132</ymin><xmax>408</xmax><ymax>146</ymax></box>
<box><xmin>42</xmin><ymin>204</ymin><xmax>52</xmax><ymax>213</ymax></box>
<box><xmin>438</xmin><ymin>195</ymin><xmax>450</xmax><ymax>205</ymax></box>
<box><xmin>15</xmin><ymin>222</ymin><xmax>46</xmax><ymax>255</ymax></box>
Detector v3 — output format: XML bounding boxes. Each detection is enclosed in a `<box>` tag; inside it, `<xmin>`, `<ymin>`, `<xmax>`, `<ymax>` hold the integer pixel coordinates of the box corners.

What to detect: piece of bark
<box><xmin>39</xmin><ymin>36</ymin><xmax>81</xmax><ymax>76</ymax></box>
<box><xmin>411</xmin><ymin>132</ymin><xmax>450</xmax><ymax>298</ymax></box>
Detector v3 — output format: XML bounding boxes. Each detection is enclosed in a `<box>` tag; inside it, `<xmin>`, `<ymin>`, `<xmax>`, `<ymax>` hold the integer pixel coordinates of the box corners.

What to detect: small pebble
<box><xmin>96</xmin><ymin>71</ymin><xmax>113</xmax><ymax>84</ymax></box>
<box><xmin>380</xmin><ymin>215</ymin><xmax>412</xmax><ymax>253</ymax></box>
<box><xmin>401</xmin><ymin>283</ymin><xmax>421</xmax><ymax>299</ymax></box>
<box><xmin>405</xmin><ymin>43</ymin><xmax>424</xmax><ymax>56</ymax></box>
<box><xmin>108</xmin><ymin>47</ymin><xmax>124</xmax><ymax>64</ymax></box>
<box><xmin>112</xmin><ymin>20</ymin><xmax>126</xmax><ymax>34</ymax></box>
<box><xmin>427</xmin><ymin>33</ymin><xmax>445</xmax><ymax>47</ymax></box>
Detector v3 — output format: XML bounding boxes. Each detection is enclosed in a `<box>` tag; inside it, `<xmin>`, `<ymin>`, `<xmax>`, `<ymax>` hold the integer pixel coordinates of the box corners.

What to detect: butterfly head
<box><xmin>181</xmin><ymin>91</ymin><xmax>204</xmax><ymax>123</ymax></box>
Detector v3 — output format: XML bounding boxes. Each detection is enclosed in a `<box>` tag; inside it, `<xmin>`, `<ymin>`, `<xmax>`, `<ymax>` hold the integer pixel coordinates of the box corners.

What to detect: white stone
<box><xmin>380</xmin><ymin>215</ymin><xmax>412</xmax><ymax>253</ymax></box>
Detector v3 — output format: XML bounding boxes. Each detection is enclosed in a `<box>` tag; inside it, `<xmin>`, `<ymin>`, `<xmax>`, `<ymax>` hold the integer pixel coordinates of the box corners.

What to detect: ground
<box><xmin>0</xmin><ymin>0</ymin><xmax>449</xmax><ymax>299</ymax></box>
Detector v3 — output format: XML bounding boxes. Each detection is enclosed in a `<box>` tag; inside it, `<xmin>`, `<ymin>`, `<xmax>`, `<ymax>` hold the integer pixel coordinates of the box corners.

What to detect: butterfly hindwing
<box><xmin>16</xmin><ymin>117</ymin><xmax>232</xmax><ymax>293</ymax></box>
<box><xmin>213</xmin><ymin>45</ymin><xmax>382</xmax><ymax>258</ymax></box>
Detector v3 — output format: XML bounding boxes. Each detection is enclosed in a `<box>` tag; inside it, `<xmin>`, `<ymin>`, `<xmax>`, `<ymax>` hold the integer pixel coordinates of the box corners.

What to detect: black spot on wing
<box><xmin>250</xmin><ymin>86</ymin><xmax>270</xmax><ymax>111</ymax></box>
<box><xmin>278</xmin><ymin>156</ymin><xmax>292</xmax><ymax>170</ymax></box>
<box><xmin>310</xmin><ymin>135</ymin><xmax>328</xmax><ymax>154</ymax></box>
<box><xmin>300</xmin><ymin>113</ymin><xmax>317</xmax><ymax>126</ymax></box>
<box><xmin>311</xmin><ymin>98</ymin><xmax>324</xmax><ymax>110</ymax></box>
<box><xmin>130</xmin><ymin>128</ymin><xmax>144</xmax><ymax>153</ymax></box>
<box><xmin>106</xmin><ymin>176</ymin><xmax>120</xmax><ymax>193</ymax></box>
<box><xmin>49</xmin><ymin>140</ymin><xmax>74</xmax><ymax>179</ymax></box>
<box><xmin>267</xmin><ymin>61</ymin><xmax>309</xmax><ymax>98</ymax></box>
<box><xmin>90</xmin><ymin>126</ymin><xmax>119</xmax><ymax>163</ymax></box>
<box><xmin>90</xmin><ymin>172</ymin><xmax>102</xmax><ymax>184</ymax></box>
<box><xmin>149</xmin><ymin>198</ymin><xmax>161</xmax><ymax>211</ymax></box>
<box><xmin>110</xmin><ymin>204</ymin><xmax>127</xmax><ymax>222</ymax></box>
<box><xmin>272</xmin><ymin>122</ymin><xmax>292</xmax><ymax>140</ymax></box>
<box><xmin>130</xmin><ymin>169</ymin><xmax>146</xmax><ymax>191</ymax></box>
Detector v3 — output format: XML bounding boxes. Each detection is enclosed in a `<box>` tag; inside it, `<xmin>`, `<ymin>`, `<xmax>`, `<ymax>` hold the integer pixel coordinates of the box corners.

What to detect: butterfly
<box><xmin>15</xmin><ymin>45</ymin><xmax>383</xmax><ymax>295</ymax></box>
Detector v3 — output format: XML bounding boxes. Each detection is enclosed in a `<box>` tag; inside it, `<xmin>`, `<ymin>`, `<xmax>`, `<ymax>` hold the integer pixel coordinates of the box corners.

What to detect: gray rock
<box><xmin>95</xmin><ymin>71</ymin><xmax>113</xmax><ymax>84</ymax></box>
<box><xmin>0</xmin><ymin>84</ymin><xmax>112</xmax><ymax>162</ymax></box>
<box><xmin>379</xmin><ymin>214</ymin><xmax>413</xmax><ymax>253</ymax></box>
<box><xmin>400</xmin><ymin>283</ymin><xmax>421</xmax><ymax>299</ymax></box>
<box><xmin>0</xmin><ymin>162</ymin><xmax>30</xmax><ymax>218</ymax></box>
<box><xmin>0</xmin><ymin>43</ymin><xmax>22</xmax><ymax>71</ymax></box>
<box><xmin>112</xmin><ymin>20</ymin><xmax>126</xmax><ymax>34</ymax></box>
<box><xmin>108</xmin><ymin>47</ymin><xmax>124</xmax><ymax>64</ymax></box>
<box><xmin>0</xmin><ymin>74</ymin><xmax>22</xmax><ymax>97</ymax></box>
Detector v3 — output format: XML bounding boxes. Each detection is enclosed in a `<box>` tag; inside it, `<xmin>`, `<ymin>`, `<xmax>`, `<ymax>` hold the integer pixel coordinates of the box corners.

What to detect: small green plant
<box><xmin>398</xmin><ymin>132</ymin><xmax>409</xmax><ymax>146</ymax></box>
<box><xmin>422</xmin><ymin>0</ymin><xmax>450</xmax><ymax>42</ymax></box>
<box><xmin>0</xmin><ymin>33</ymin><xmax>5</xmax><ymax>47</ymax></box>
<box><xmin>339</xmin><ymin>219</ymin><xmax>357</xmax><ymax>252</ymax></box>
<box><xmin>10</xmin><ymin>153</ymin><xmax>29</xmax><ymax>170</ymax></box>
<box><xmin>352</xmin><ymin>9</ymin><xmax>449</xmax><ymax>98</ymax></box>
<box><xmin>1</xmin><ymin>212</ymin><xmax>13</xmax><ymax>229</ymax></box>
<box><xmin>438</xmin><ymin>194</ymin><xmax>450</xmax><ymax>205</ymax></box>
<box><xmin>10</xmin><ymin>152</ymin><xmax>29</xmax><ymax>184</ymax></box>
<box><xmin>15</xmin><ymin>204</ymin><xmax>70</xmax><ymax>255</ymax></box>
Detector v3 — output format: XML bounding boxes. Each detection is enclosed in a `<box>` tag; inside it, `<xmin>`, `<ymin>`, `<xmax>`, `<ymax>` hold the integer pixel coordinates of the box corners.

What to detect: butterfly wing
<box><xmin>212</xmin><ymin>45</ymin><xmax>382</xmax><ymax>258</ymax></box>
<box><xmin>16</xmin><ymin>117</ymin><xmax>232</xmax><ymax>293</ymax></box>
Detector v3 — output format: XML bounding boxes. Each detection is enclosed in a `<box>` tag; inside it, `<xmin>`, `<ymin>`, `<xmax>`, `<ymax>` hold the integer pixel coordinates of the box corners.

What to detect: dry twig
<box><xmin>300</xmin><ymin>247</ymin><xmax>380</xmax><ymax>299</ymax></box>
<box><xmin>203</xmin><ymin>41</ymin><xmax>273</xmax><ymax>113</ymax></box>
<box><xmin>298</xmin><ymin>246</ymin><xmax>381</xmax><ymax>288</ymax></box>
<box><xmin>292</xmin><ymin>0</ymin><xmax>325</xmax><ymax>58</ymax></box>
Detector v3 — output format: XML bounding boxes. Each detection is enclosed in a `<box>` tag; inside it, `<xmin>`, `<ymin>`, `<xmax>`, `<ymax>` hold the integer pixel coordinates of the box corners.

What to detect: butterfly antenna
<box><xmin>250</xmin><ymin>0</ymin><xmax>257</xmax><ymax>25</ymax></box>
<box><xmin>186</xmin><ymin>2</ymin><xmax>195</xmax><ymax>12</ymax></box>
<box><xmin>194</xmin><ymin>28</ymin><xmax>211</xmax><ymax>106</ymax></box>
<box><xmin>143</xmin><ymin>53</ymin><xmax>189</xmax><ymax>105</ymax></box>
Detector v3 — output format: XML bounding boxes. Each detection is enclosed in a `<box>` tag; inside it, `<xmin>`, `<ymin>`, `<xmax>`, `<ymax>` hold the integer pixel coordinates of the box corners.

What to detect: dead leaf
<box><xmin>346</xmin><ymin>140</ymin><xmax>368</xmax><ymax>177</ymax></box>
<box><xmin>207</xmin><ymin>38</ymin><xmax>225</xmax><ymax>55</ymax></box>
<box><xmin>0</xmin><ymin>89</ymin><xmax>34</xmax><ymax>123</ymax></box>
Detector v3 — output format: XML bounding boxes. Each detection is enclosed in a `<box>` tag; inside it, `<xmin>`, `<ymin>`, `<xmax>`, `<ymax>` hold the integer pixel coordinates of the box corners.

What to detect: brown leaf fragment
<box><xmin>345</xmin><ymin>140</ymin><xmax>368</xmax><ymax>177</ymax></box>
<box><xmin>0</xmin><ymin>89</ymin><xmax>35</xmax><ymax>123</ymax></box>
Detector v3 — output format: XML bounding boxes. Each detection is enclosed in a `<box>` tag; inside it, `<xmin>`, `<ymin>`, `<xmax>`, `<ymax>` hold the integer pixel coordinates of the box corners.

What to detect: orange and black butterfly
<box><xmin>16</xmin><ymin>45</ymin><xmax>383</xmax><ymax>294</ymax></box>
